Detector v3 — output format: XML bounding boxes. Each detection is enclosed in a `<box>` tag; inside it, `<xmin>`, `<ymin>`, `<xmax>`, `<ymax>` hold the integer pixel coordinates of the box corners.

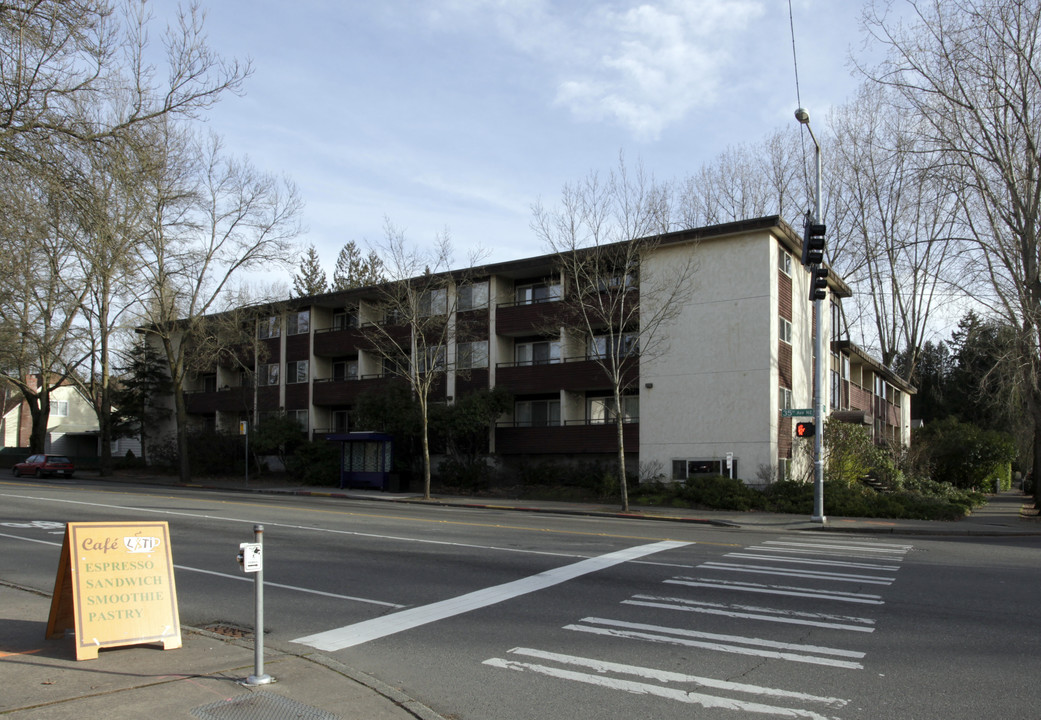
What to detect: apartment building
<box><xmin>164</xmin><ymin>216</ymin><xmax>913</xmax><ymax>484</ymax></box>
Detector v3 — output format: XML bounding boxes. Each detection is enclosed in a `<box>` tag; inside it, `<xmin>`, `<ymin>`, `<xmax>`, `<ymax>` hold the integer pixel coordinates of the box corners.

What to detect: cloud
<box><xmin>426</xmin><ymin>0</ymin><xmax>765</xmax><ymax>141</ymax></box>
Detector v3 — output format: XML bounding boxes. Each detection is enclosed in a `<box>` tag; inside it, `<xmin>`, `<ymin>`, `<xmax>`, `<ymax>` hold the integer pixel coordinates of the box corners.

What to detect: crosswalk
<box><xmin>484</xmin><ymin>534</ymin><xmax>914</xmax><ymax>718</ymax></box>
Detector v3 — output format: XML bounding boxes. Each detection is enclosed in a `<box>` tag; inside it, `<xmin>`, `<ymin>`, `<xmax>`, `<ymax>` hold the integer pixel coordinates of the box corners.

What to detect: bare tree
<box><xmin>0</xmin><ymin>1</ymin><xmax>248</xmax><ymax>158</ymax></box>
<box><xmin>826</xmin><ymin>83</ymin><xmax>960</xmax><ymax>378</ymax></box>
<box><xmin>678</xmin><ymin>129</ymin><xmax>803</xmax><ymax>229</ymax></box>
<box><xmin>138</xmin><ymin>127</ymin><xmax>303</xmax><ymax>483</ymax></box>
<box><xmin>0</xmin><ymin>153</ymin><xmax>90</xmax><ymax>452</ymax></box>
<box><xmin>359</xmin><ymin>220</ymin><xmax>483</xmax><ymax>499</ymax></box>
<box><xmin>532</xmin><ymin>160</ymin><xmax>696</xmax><ymax>511</ymax></box>
<box><xmin>861</xmin><ymin>0</ymin><xmax>1041</xmax><ymax>502</ymax></box>
<box><xmin>0</xmin><ymin>0</ymin><xmax>250</xmax><ymax>461</ymax></box>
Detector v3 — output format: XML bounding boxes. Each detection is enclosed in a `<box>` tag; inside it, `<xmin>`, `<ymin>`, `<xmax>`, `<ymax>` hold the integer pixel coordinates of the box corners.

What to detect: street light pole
<box><xmin>795</xmin><ymin>107</ymin><xmax>827</xmax><ymax>524</ymax></box>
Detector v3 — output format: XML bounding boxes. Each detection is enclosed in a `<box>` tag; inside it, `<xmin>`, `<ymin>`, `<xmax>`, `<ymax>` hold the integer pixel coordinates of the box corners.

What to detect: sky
<box><xmin>149</xmin><ymin>0</ymin><xmax>878</xmax><ymax>283</ymax></box>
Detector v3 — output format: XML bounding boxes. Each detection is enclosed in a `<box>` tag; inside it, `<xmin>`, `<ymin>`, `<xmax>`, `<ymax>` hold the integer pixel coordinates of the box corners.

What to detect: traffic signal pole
<box><xmin>796</xmin><ymin>108</ymin><xmax>827</xmax><ymax>524</ymax></box>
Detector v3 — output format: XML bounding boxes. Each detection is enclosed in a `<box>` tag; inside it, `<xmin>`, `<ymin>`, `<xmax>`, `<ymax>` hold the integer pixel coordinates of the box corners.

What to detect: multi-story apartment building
<box><xmin>163</xmin><ymin>216</ymin><xmax>913</xmax><ymax>484</ymax></box>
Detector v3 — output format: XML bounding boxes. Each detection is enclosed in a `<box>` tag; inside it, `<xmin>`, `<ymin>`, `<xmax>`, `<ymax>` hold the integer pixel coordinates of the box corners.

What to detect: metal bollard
<box><xmin>238</xmin><ymin>524</ymin><xmax>272</xmax><ymax>686</ymax></box>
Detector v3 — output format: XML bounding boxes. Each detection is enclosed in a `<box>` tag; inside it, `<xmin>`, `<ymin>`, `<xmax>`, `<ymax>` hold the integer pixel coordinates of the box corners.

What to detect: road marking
<box><xmin>763</xmin><ymin>540</ymin><xmax>910</xmax><ymax>554</ymax></box>
<box><xmin>725</xmin><ymin>552</ymin><xmax>900</xmax><ymax>572</ymax></box>
<box><xmin>0</xmin><ymin>531</ymin><xmax>401</xmax><ymax>608</ymax></box>
<box><xmin>484</xmin><ymin>648</ymin><xmax>847</xmax><ymax>718</ymax></box>
<box><xmin>291</xmin><ymin>540</ymin><xmax>690</xmax><ymax>651</ymax></box>
<box><xmin>568</xmin><ymin>617</ymin><xmax>864</xmax><ymax>668</ymax></box>
<box><xmin>666</xmin><ymin>577</ymin><xmax>884</xmax><ymax>604</ymax></box>
<box><xmin>174</xmin><ymin>565</ymin><xmax>404</xmax><ymax>608</ymax></box>
<box><xmin>624</xmin><ymin>595</ymin><xmax>876</xmax><ymax>632</ymax></box>
<box><xmin>698</xmin><ymin>562</ymin><xmax>895</xmax><ymax>585</ymax></box>
<box><xmin>0</xmin><ymin>490</ymin><xmax>736</xmax><ymax>559</ymax></box>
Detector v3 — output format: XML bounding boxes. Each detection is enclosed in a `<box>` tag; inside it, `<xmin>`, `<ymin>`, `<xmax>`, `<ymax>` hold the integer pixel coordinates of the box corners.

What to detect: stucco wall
<box><xmin>639</xmin><ymin>231</ymin><xmax>777</xmax><ymax>481</ymax></box>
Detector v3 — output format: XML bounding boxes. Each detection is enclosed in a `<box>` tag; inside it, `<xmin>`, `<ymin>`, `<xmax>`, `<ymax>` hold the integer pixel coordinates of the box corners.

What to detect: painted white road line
<box><xmin>666</xmin><ymin>577</ymin><xmax>884</xmax><ymax>604</ymax></box>
<box><xmin>624</xmin><ymin>595</ymin><xmax>876</xmax><ymax>632</ymax></box>
<box><xmin>494</xmin><ymin>648</ymin><xmax>849</xmax><ymax>707</ymax></box>
<box><xmin>763</xmin><ymin>540</ymin><xmax>910</xmax><ymax>554</ymax></box>
<box><xmin>174</xmin><ymin>565</ymin><xmax>404</xmax><ymax>607</ymax></box>
<box><xmin>484</xmin><ymin>648</ymin><xmax>847</xmax><ymax>719</ymax></box>
<box><xmin>0</xmin><ymin>530</ymin><xmax>401</xmax><ymax>607</ymax></box>
<box><xmin>698</xmin><ymin>562</ymin><xmax>895</xmax><ymax>585</ymax></box>
<box><xmin>292</xmin><ymin>540</ymin><xmax>691</xmax><ymax>651</ymax></box>
<box><xmin>566</xmin><ymin>618</ymin><xmax>864</xmax><ymax>669</ymax></box>
<box><xmin>725</xmin><ymin>552</ymin><xmax>900</xmax><ymax>572</ymax></box>
<box><xmin>745</xmin><ymin>545</ymin><xmax>905</xmax><ymax>562</ymax></box>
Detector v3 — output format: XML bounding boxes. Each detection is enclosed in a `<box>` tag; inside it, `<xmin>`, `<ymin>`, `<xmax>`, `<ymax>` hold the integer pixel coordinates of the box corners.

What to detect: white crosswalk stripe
<box><xmin>484</xmin><ymin>535</ymin><xmax>916</xmax><ymax>717</ymax></box>
<box><xmin>483</xmin><ymin>648</ymin><xmax>849</xmax><ymax>719</ymax></box>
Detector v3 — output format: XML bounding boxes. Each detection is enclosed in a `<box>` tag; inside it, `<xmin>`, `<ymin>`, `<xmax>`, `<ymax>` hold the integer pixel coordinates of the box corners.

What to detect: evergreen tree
<box><xmin>111</xmin><ymin>340</ymin><xmax>172</xmax><ymax>464</ymax></box>
<box><xmin>293</xmin><ymin>244</ymin><xmax>328</xmax><ymax>296</ymax></box>
<box><xmin>331</xmin><ymin>240</ymin><xmax>385</xmax><ymax>290</ymax></box>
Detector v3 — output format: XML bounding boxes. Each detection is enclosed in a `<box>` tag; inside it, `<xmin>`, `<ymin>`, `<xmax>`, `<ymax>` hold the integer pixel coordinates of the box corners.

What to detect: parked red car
<box><xmin>12</xmin><ymin>454</ymin><xmax>75</xmax><ymax>478</ymax></box>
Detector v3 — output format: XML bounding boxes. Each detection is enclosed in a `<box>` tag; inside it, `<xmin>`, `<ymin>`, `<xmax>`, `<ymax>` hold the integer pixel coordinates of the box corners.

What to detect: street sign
<box><xmin>239</xmin><ymin>543</ymin><xmax>262</xmax><ymax>573</ymax></box>
<box><xmin>781</xmin><ymin>408</ymin><xmax>814</xmax><ymax>418</ymax></box>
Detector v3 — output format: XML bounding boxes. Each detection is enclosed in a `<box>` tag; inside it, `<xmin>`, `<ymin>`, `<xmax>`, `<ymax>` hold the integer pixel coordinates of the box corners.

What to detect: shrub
<box><xmin>913</xmin><ymin>418</ymin><xmax>1017</xmax><ymax>491</ymax></box>
<box><xmin>286</xmin><ymin>440</ymin><xmax>340</xmax><ymax>486</ymax></box>
<box><xmin>436</xmin><ymin>457</ymin><xmax>494</xmax><ymax>492</ymax></box>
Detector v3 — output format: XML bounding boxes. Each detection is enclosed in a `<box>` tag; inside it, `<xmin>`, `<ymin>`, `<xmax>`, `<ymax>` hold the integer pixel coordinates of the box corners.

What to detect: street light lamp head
<box><xmin>795</xmin><ymin>107</ymin><xmax>811</xmax><ymax>125</ymax></box>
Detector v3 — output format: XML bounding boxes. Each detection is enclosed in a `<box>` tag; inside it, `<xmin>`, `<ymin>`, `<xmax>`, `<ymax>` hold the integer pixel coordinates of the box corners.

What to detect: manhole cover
<box><xmin>192</xmin><ymin>691</ymin><xmax>340</xmax><ymax>720</ymax></box>
<box><xmin>202</xmin><ymin>623</ymin><xmax>253</xmax><ymax>639</ymax></box>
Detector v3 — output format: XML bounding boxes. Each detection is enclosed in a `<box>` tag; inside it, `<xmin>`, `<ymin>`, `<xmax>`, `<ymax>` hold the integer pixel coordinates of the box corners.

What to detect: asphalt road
<box><xmin>2</xmin><ymin>477</ymin><xmax>1038</xmax><ymax>720</ymax></box>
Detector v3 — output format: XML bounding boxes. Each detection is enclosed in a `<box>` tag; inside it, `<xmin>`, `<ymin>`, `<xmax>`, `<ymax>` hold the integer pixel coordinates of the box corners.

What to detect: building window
<box><xmin>457</xmin><ymin>281</ymin><xmax>489</xmax><ymax>311</ymax></box>
<box><xmin>333</xmin><ymin>307</ymin><xmax>359</xmax><ymax>330</ymax></box>
<box><xmin>52</xmin><ymin>401</ymin><xmax>69</xmax><ymax>417</ymax></box>
<box><xmin>779</xmin><ymin>386</ymin><xmax>792</xmax><ymax>411</ymax></box>
<box><xmin>457</xmin><ymin>340</ymin><xmax>488</xmax><ymax>369</ymax></box>
<box><xmin>778</xmin><ymin>457</ymin><xmax>789</xmax><ymax>481</ymax></box>
<box><xmin>419</xmin><ymin>346</ymin><xmax>446</xmax><ymax>373</ymax></box>
<box><xmin>515</xmin><ymin>281</ymin><xmax>561</xmax><ymax>305</ymax></box>
<box><xmin>287</xmin><ymin>310</ymin><xmax>310</xmax><ymax>336</ymax></box>
<box><xmin>515</xmin><ymin>340</ymin><xmax>560</xmax><ymax>365</ymax></box>
<box><xmin>514</xmin><ymin>399</ymin><xmax>560</xmax><ymax>427</ymax></box>
<box><xmin>587</xmin><ymin>395</ymin><xmax>639</xmax><ymax>424</ymax></box>
<box><xmin>672</xmin><ymin>458</ymin><xmax>729</xmax><ymax>480</ymax></box>
<box><xmin>419</xmin><ymin>288</ymin><xmax>447</xmax><ymax>317</ymax></box>
<box><xmin>287</xmin><ymin>409</ymin><xmax>308</xmax><ymax>430</ymax></box>
<box><xmin>779</xmin><ymin>317</ymin><xmax>792</xmax><ymax>345</ymax></box>
<box><xmin>779</xmin><ymin>249</ymin><xmax>792</xmax><ymax>276</ymax></box>
<box><xmin>258</xmin><ymin>316</ymin><xmax>280</xmax><ymax>339</ymax></box>
<box><xmin>333</xmin><ymin>410</ymin><xmax>349</xmax><ymax>432</ymax></box>
<box><xmin>333</xmin><ymin>359</ymin><xmax>359</xmax><ymax>380</ymax></box>
<box><xmin>258</xmin><ymin>363</ymin><xmax>279</xmax><ymax>386</ymax></box>
<box><xmin>588</xmin><ymin>333</ymin><xmax>638</xmax><ymax>359</ymax></box>
<box><xmin>831</xmin><ymin>370</ymin><xmax>841</xmax><ymax>410</ymax></box>
<box><xmin>203</xmin><ymin>374</ymin><xmax>217</xmax><ymax>393</ymax></box>
<box><xmin>287</xmin><ymin>360</ymin><xmax>308</xmax><ymax>384</ymax></box>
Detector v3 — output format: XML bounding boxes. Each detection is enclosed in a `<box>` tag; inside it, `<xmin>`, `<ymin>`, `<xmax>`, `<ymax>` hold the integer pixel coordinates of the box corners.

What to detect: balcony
<box><xmin>312</xmin><ymin>375</ymin><xmax>389</xmax><ymax>406</ymax></box>
<box><xmin>495</xmin><ymin>299</ymin><xmax>573</xmax><ymax>336</ymax></box>
<box><xmin>184</xmin><ymin>386</ymin><xmax>252</xmax><ymax>414</ymax></box>
<box><xmin>313</xmin><ymin>326</ymin><xmax>367</xmax><ymax>356</ymax></box>
<box><xmin>495</xmin><ymin>356</ymin><xmax>636</xmax><ymax>394</ymax></box>
<box><xmin>496</xmin><ymin>420</ymin><xmax>638</xmax><ymax>455</ymax></box>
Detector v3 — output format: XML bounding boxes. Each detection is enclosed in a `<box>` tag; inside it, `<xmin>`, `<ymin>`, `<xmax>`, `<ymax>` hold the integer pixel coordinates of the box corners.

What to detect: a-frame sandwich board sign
<box><xmin>47</xmin><ymin>521</ymin><xmax>182</xmax><ymax>660</ymax></box>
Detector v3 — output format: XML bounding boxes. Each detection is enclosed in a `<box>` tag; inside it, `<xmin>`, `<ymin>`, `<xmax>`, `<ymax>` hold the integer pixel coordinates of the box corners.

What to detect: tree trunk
<box><xmin>420</xmin><ymin>405</ymin><xmax>432</xmax><ymax>500</ymax></box>
<box><xmin>614</xmin><ymin>385</ymin><xmax>629</xmax><ymax>512</ymax></box>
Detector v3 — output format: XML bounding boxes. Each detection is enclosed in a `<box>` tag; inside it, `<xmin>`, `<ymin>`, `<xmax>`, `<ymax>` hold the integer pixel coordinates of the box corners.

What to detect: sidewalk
<box><xmin>3</xmin><ymin>480</ymin><xmax>1037</xmax><ymax>720</ymax></box>
<box><xmin>166</xmin><ymin>474</ymin><xmax>1041</xmax><ymax>537</ymax></box>
<box><xmin>0</xmin><ymin>580</ymin><xmax>446</xmax><ymax>720</ymax></box>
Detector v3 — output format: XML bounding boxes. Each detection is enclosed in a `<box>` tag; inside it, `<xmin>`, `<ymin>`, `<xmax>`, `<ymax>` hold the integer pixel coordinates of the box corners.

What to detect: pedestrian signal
<box><xmin>795</xmin><ymin>421</ymin><xmax>816</xmax><ymax>438</ymax></box>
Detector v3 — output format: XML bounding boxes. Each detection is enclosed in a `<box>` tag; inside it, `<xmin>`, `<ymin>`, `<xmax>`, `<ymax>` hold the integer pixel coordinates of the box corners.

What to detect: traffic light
<box><xmin>809</xmin><ymin>265</ymin><xmax>829</xmax><ymax>301</ymax></box>
<box><xmin>795</xmin><ymin>421</ymin><xmax>816</xmax><ymax>438</ymax></box>
<box><xmin>801</xmin><ymin>221</ymin><xmax>826</xmax><ymax>266</ymax></box>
